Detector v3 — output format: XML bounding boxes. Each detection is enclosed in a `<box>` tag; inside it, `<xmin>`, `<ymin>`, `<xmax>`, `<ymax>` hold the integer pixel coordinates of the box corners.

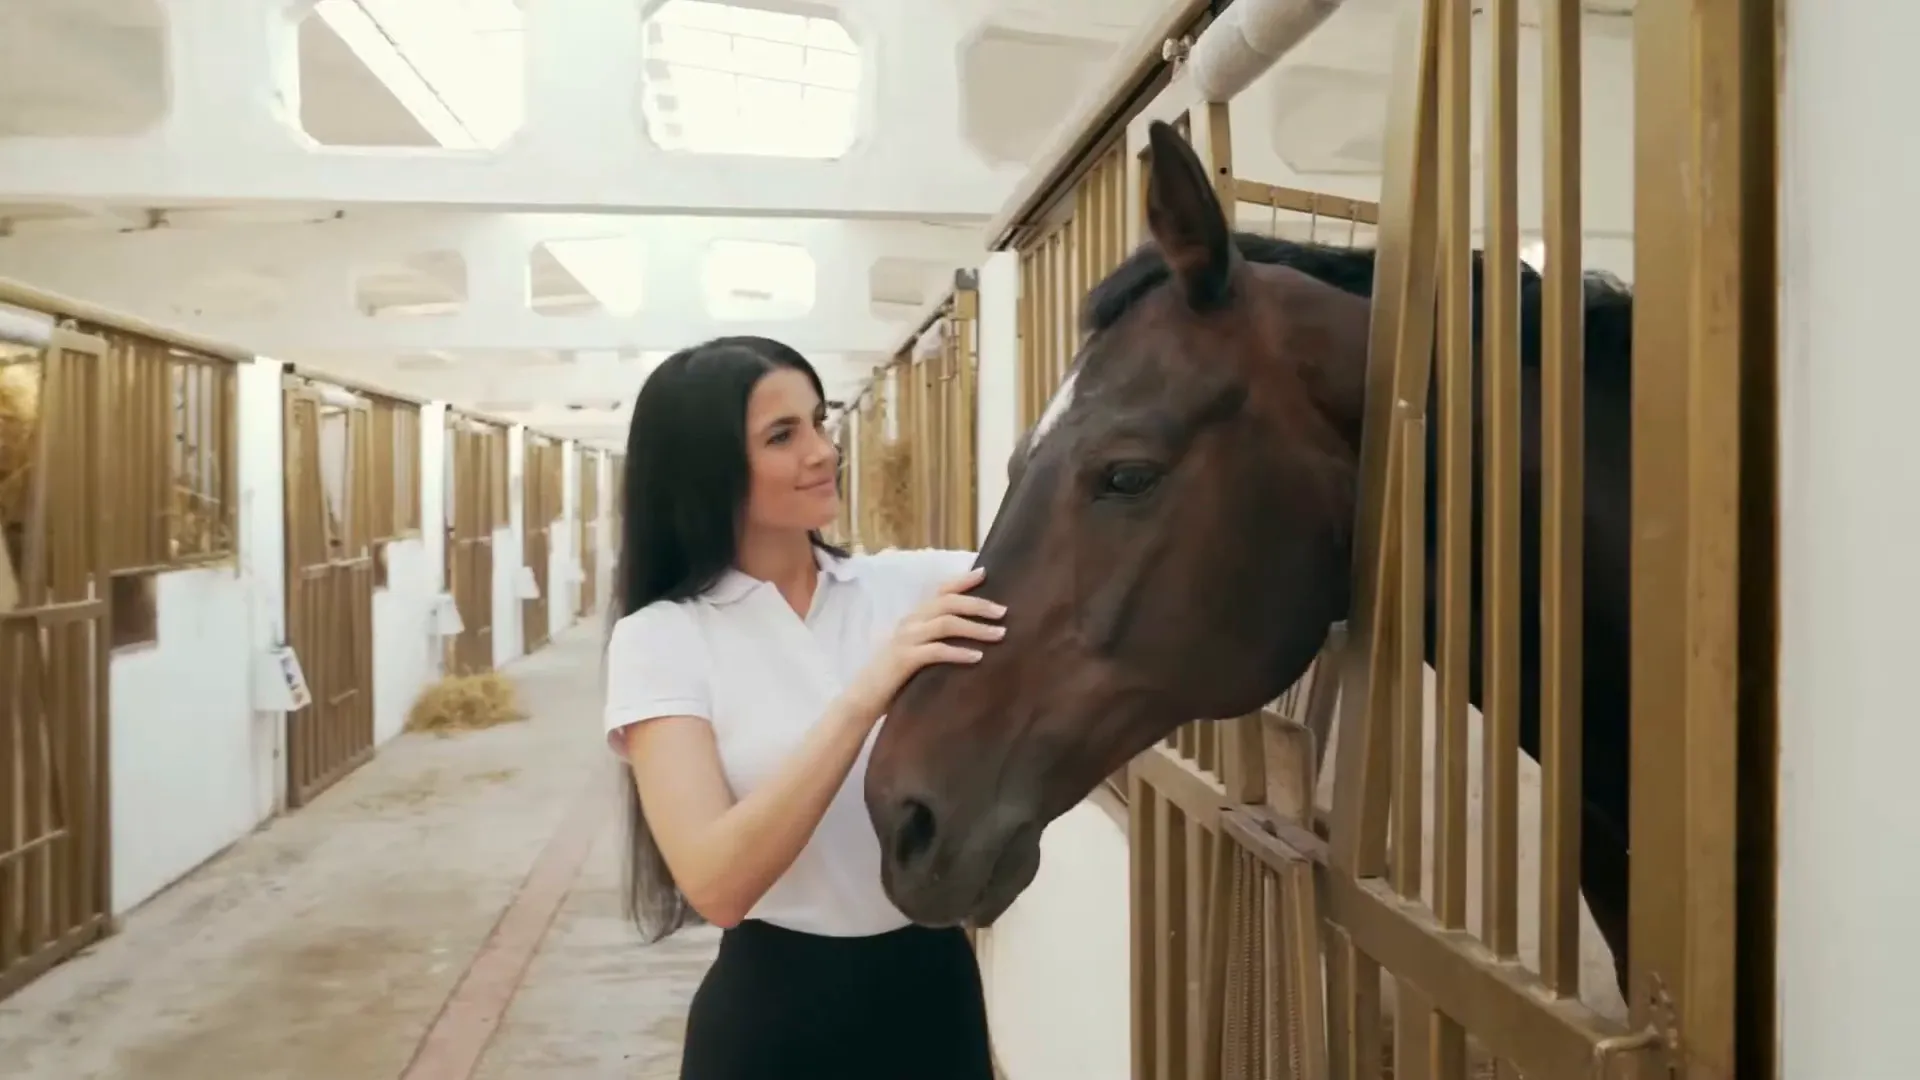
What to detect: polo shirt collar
<box><xmin>706</xmin><ymin>547</ymin><xmax>859</xmax><ymax>607</ymax></box>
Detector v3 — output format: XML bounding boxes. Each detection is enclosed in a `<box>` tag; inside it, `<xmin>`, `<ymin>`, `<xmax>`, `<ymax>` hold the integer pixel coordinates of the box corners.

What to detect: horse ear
<box><xmin>1145</xmin><ymin>120</ymin><xmax>1235</xmax><ymax>308</ymax></box>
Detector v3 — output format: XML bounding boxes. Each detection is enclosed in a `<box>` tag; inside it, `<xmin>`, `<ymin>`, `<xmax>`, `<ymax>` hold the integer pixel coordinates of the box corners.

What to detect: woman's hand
<box><xmin>842</xmin><ymin>567</ymin><xmax>1004</xmax><ymax>724</ymax></box>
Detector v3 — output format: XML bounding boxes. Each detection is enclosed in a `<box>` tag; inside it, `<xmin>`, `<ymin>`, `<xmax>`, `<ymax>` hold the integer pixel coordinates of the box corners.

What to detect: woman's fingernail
<box><xmin>989</xmin><ymin>626</ymin><xmax>1007</xmax><ymax>638</ymax></box>
<box><xmin>966</xmin><ymin>649</ymin><xmax>984</xmax><ymax>661</ymax></box>
<box><xmin>989</xmin><ymin>603</ymin><xmax>1008</xmax><ymax>617</ymax></box>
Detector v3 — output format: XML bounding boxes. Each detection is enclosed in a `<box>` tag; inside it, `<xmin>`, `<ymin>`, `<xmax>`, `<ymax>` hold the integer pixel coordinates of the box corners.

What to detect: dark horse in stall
<box><xmin>865</xmin><ymin>119</ymin><xmax>1636</xmax><ymax>995</ymax></box>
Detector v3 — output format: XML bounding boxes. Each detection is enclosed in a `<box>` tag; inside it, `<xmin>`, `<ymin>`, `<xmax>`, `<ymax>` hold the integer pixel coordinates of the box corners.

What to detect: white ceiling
<box><xmin>0</xmin><ymin>0</ymin><xmax>1611</xmax><ymax>446</ymax></box>
<box><xmin>0</xmin><ymin>0</ymin><xmax>1190</xmax><ymax>443</ymax></box>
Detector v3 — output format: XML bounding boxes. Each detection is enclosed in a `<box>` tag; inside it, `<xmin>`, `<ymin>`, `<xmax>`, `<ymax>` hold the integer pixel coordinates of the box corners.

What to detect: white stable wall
<box><xmin>546</xmin><ymin>441</ymin><xmax>576</xmax><ymax>643</ymax></box>
<box><xmin>1777</xmin><ymin>2</ymin><xmax>1920</xmax><ymax>1073</ymax></box>
<box><xmin>493</xmin><ymin>424</ymin><xmax>527</xmax><ymax>667</ymax></box>
<box><xmin>238</xmin><ymin>358</ymin><xmax>289</xmax><ymax>823</ymax></box>
<box><xmin>368</xmin><ymin>544</ymin><xmax>433</xmax><ymax>746</ymax></box>
<box><xmin>972</xmin><ymin>245</ymin><xmax>1133</xmax><ymax>1080</ymax></box>
<box><xmin>109</xmin><ymin>568</ymin><xmax>254</xmax><ymax>915</ymax></box>
<box><xmin>368</xmin><ymin>402</ymin><xmax>446</xmax><ymax>745</ymax></box>
<box><xmin>981</xmin><ymin>804</ymin><xmax>1132</xmax><ymax>1080</ymax></box>
<box><xmin>419</xmin><ymin>402</ymin><xmax>450</xmax><ymax>672</ymax></box>
<box><xmin>109</xmin><ymin>356</ymin><xmax>286</xmax><ymax>914</ymax></box>
<box><xmin>596</xmin><ymin>452</ymin><xmax>617</xmax><ymax>616</ymax></box>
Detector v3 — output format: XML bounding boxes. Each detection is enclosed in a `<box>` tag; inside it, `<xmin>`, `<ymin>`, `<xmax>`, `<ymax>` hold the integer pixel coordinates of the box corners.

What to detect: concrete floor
<box><xmin>0</xmin><ymin>620</ymin><xmax>1641</xmax><ymax>1080</ymax></box>
<box><xmin>0</xmin><ymin>626</ymin><xmax>717</xmax><ymax>1080</ymax></box>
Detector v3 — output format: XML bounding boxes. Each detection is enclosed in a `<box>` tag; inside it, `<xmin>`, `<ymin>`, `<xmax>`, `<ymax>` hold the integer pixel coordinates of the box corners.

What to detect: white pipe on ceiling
<box><xmin>1187</xmin><ymin>0</ymin><xmax>1348</xmax><ymax>102</ymax></box>
<box><xmin>0</xmin><ymin>303</ymin><xmax>53</xmax><ymax>349</ymax></box>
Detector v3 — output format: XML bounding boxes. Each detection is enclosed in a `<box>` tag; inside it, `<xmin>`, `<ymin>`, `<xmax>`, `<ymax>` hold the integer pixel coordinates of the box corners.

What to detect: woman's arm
<box><xmin>622</xmin><ymin>695</ymin><xmax>876</xmax><ymax>928</ymax></box>
<box><xmin>609</xmin><ymin>570</ymin><xmax>1002</xmax><ymax>928</ymax></box>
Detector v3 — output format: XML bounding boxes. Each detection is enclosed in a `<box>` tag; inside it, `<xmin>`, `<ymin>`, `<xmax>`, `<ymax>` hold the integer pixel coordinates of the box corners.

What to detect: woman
<box><xmin>603</xmin><ymin>335</ymin><xmax>1000</xmax><ymax>1080</ymax></box>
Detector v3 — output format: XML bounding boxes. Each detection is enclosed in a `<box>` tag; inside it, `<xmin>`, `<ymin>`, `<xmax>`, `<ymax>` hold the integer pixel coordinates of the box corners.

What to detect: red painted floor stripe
<box><xmin>401</xmin><ymin>783</ymin><xmax>611</xmax><ymax>1080</ymax></box>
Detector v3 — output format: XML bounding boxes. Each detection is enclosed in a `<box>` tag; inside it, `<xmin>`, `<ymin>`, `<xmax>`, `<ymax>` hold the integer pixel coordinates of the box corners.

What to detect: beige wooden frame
<box><xmin>576</xmin><ymin>447</ymin><xmax>600</xmax><ymax>619</ymax></box>
<box><xmin>282</xmin><ymin>378</ymin><xmax>376</xmax><ymax>808</ymax></box>
<box><xmin>365</xmin><ymin>396</ymin><xmax>423</xmax><ymax>544</ymax></box>
<box><xmin>446</xmin><ymin>412</ymin><xmax>504</xmax><ymax>676</ymax></box>
<box><xmin>977</xmin><ymin>0</ymin><xmax>1778</xmax><ymax>1074</ymax></box>
<box><xmin>521</xmin><ymin>433</ymin><xmax>562</xmax><ymax>653</ymax></box>
<box><xmin>0</xmin><ymin>324</ymin><xmax>113</xmax><ymax>1004</ymax></box>
<box><xmin>841</xmin><ymin>273</ymin><xmax>982</xmax><ymax>554</ymax></box>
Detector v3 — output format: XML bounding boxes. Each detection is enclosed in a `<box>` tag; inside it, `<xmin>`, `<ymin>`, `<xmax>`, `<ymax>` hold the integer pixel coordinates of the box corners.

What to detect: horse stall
<box><xmin>546</xmin><ymin>438</ymin><xmax>579</xmax><ymax>642</ymax></box>
<box><xmin>444</xmin><ymin>412</ymin><xmax>507</xmax><ymax>676</ymax></box>
<box><xmin>485</xmin><ymin>423</ymin><xmax>527</xmax><ymax>668</ymax></box>
<box><xmin>277</xmin><ymin>374</ymin><xmax>380</xmax><ymax>807</ymax></box>
<box><xmin>318</xmin><ymin>380</ymin><xmax>440</xmax><ymax>750</ymax></box>
<box><xmin>843</xmin><ymin>278</ymin><xmax>981</xmax><ymax>555</ymax></box>
<box><xmin>963</xmin><ymin>0</ymin><xmax>1776</xmax><ymax>1076</ymax></box>
<box><xmin>826</xmin><ymin>410</ymin><xmax>857</xmax><ymax>551</ymax></box>
<box><xmin>519</xmin><ymin>431</ymin><xmax>563</xmax><ymax>653</ymax></box>
<box><xmin>605</xmin><ymin>450</ymin><xmax>626</xmax><ymax>602</ymax></box>
<box><xmin>595</xmin><ymin>450</ymin><xmax>617</xmax><ymax>615</ymax></box>
<box><xmin>846</xmin><ymin>374</ymin><xmax>891</xmax><ymax>552</ymax></box>
<box><xmin>575</xmin><ymin>447</ymin><xmax>600</xmax><ymax>620</ymax></box>
<box><xmin>609</xmin><ymin>453</ymin><xmax>626</xmax><ymax>533</ymax></box>
<box><xmin>0</xmin><ymin>308</ymin><xmax>112</xmax><ymax>1003</ymax></box>
<box><xmin>0</xmin><ymin>282</ymin><xmax>317</xmax><ymax>989</ymax></box>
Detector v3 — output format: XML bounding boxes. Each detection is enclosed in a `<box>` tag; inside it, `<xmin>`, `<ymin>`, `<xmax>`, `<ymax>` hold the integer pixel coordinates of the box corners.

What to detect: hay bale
<box><xmin>405</xmin><ymin>671</ymin><xmax>529</xmax><ymax>737</ymax></box>
<box><xmin>169</xmin><ymin>484</ymin><xmax>227</xmax><ymax>559</ymax></box>
<box><xmin>0</xmin><ymin>359</ymin><xmax>38</xmax><ymax>527</ymax></box>
<box><xmin>0</xmin><ymin>521</ymin><xmax>16</xmax><ymax>614</ymax></box>
<box><xmin>874</xmin><ymin>439</ymin><xmax>915</xmax><ymax>549</ymax></box>
<box><xmin>0</xmin><ymin>360</ymin><xmax>36</xmax><ymax>602</ymax></box>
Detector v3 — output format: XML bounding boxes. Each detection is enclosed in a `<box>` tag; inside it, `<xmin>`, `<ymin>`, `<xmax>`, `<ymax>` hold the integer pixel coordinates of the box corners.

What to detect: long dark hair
<box><xmin>609</xmin><ymin>335</ymin><xmax>846</xmax><ymax>942</ymax></box>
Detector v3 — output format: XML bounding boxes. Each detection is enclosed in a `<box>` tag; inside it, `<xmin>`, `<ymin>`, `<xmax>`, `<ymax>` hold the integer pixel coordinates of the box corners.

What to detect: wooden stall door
<box><xmin>576</xmin><ymin>450</ymin><xmax>598</xmax><ymax>620</ymax></box>
<box><xmin>447</xmin><ymin>421</ymin><xmax>495</xmax><ymax>675</ymax></box>
<box><xmin>521</xmin><ymin>437</ymin><xmax>553</xmax><ymax>652</ymax></box>
<box><xmin>282</xmin><ymin>387</ymin><xmax>376</xmax><ymax>808</ymax></box>
<box><xmin>943</xmin><ymin>283</ymin><xmax>980</xmax><ymax>550</ymax></box>
<box><xmin>0</xmin><ymin>328</ymin><xmax>112</xmax><ymax>1003</ymax></box>
<box><xmin>1131</xmin><ymin>1</ymin><xmax>1765</xmax><ymax>1077</ymax></box>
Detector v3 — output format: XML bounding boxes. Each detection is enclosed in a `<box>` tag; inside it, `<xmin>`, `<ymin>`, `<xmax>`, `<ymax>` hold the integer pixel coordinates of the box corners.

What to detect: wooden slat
<box><xmin>282</xmin><ymin>387</ymin><xmax>376</xmax><ymax>807</ymax></box>
<box><xmin>447</xmin><ymin>416</ymin><xmax>499</xmax><ymax>675</ymax></box>
<box><xmin>0</xmin><ymin>327</ymin><xmax>113</xmax><ymax>1003</ymax></box>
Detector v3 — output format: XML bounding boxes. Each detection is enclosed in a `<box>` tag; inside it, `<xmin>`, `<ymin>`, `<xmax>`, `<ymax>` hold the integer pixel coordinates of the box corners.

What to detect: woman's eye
<box><xmin>1098</xmin><ymin>462</ymin><xmax>1162</xmax><ymax>499</ymax></box>
<box><xmin>769</xmin><ymin>429</ymin><xmax>791</xmax><ymax>445</ymax></box>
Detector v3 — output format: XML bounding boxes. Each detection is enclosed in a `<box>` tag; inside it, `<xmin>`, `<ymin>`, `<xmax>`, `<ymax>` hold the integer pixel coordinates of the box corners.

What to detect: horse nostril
<box><xmin>891</xmin><ymin>797</ymin><xmax>939</xmax><ymax>872</ymax></box>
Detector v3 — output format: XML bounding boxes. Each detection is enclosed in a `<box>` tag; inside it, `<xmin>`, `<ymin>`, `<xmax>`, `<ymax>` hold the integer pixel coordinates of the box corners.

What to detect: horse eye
<box><xmin>1098</xmin><ymin>462</ymin><xmax>1162</xmax><ymax>500</ymax></box>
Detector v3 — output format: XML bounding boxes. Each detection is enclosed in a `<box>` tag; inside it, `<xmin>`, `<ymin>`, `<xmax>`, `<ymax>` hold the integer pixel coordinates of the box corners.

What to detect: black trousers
<box><xmin>679</xmin><ymin>919</ymin><xmax>994</xmax><ymax>1080</ymax></box>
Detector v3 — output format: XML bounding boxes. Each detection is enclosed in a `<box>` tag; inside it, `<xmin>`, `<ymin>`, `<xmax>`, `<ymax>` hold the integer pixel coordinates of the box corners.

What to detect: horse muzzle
<box><xmin>872</xmin><ymin>790</ymin><xmax>1045</xmax><ymax>928</ymax></box>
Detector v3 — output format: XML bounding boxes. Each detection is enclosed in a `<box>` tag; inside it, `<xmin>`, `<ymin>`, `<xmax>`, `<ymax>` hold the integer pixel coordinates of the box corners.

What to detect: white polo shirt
<box><xmin>603</xmin><ymin>546</ymin><xmax>977</xmax><ymax>938</ymax></box>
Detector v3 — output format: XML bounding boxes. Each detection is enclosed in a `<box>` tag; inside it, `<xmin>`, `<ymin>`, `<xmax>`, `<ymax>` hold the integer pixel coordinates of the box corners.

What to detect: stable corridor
<box><xmin>0</xmin><ymin>627</ymin><xmax>714</xmax><ymax>1080</ymax></box>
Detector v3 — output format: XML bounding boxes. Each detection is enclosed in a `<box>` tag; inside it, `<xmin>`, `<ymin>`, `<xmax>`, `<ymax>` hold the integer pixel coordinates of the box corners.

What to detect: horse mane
<box><xmin>1084</xmin><ymin>231</ymin><xmax>1634</xmax><ymax>388</ymax></box>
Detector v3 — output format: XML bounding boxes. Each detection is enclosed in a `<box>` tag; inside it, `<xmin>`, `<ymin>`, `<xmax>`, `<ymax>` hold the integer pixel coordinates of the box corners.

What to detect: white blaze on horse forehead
<box><xmin>1029</xmin><ymin>368</ymin><xmax>1081</xmax><ymax>449</ymax></box>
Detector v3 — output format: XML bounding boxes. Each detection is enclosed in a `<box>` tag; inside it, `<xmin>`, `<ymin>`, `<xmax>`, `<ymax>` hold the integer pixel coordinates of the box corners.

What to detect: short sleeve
<box><xmin>603</xmin><ymin>601</ymin><xmax>711</xmax><ymax>754</ymax></box>
<box><xmin>855</xmin><ymin>548</ymin><xmax>980</xmax><ymax>606</ymax></box>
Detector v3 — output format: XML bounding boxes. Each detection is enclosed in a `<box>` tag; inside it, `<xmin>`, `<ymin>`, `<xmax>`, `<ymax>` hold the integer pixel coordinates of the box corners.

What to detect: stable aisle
<box><xmin>0</xmin><ymin>625</ymin><xmax>715</xmax><ymax>1080</ymax></box>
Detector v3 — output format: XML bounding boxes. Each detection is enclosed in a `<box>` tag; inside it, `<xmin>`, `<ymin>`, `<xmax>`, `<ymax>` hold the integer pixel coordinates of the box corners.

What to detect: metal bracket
<box><xmin>1589</xmin><ymin>1027</ymin><xmax>1666</xmax><ymax>1080</ymax></box>
<box><xmin>1162</xmin><ymin>36</ymin><xmax>1193</xmax><ymax>70</ymax></box>
<box><xmin>1592</xmin><ymin>975</ymin><xmax>1680</xmax><ymax>1080</ymax></box>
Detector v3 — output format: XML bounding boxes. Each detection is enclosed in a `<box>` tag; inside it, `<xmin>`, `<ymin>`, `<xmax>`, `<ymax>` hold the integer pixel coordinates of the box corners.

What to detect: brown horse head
<box><xmin>865</xmin><ymin>120</ymin><xmax>1376</xmax><ymax>927</ymax></box>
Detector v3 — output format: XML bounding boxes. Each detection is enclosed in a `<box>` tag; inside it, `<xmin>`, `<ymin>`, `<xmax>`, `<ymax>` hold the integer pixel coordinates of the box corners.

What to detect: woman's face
<box><xmin>742</xmin><ymin>367</ymin><xmax>840</xmax><ymax>533</ymax></box>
